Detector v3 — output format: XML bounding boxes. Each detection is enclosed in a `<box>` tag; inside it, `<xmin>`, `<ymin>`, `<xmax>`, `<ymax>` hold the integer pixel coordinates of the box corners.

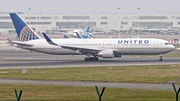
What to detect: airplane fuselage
<box><xmin>16</xmin><ymin>38</ymin><xmax>175</xmax><ymax>56</ymax></box>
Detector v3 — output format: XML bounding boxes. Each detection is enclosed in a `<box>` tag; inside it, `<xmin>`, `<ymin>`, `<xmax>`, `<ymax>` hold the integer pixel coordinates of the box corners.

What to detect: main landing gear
<box><xmin>159</xmin><ymin>54</ymin><xmax>163</xmax><ymax>62</ymax></box>
<box><xmin>84</xmin><ymin>57</ymin><xmax>99</xmax><ymax>61</ymax></box>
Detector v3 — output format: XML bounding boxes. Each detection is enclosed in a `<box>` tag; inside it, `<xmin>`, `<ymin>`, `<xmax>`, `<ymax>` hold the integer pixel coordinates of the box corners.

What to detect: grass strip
<box><xmin>0</xmin><ymin>84</ymin><xmax>177</xmax><ymax>101</ymax></box>
<box><xmin>0</xmin><ymin>65</ymin><xmax>180</xmax><ymax>84</ymax></box>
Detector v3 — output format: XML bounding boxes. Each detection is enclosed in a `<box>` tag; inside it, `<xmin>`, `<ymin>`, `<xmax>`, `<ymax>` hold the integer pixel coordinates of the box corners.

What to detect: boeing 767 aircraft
<box><xmin>9</xmin><ymin>13</ymin><xmax>175</xmax><ymax>61</ymax></box>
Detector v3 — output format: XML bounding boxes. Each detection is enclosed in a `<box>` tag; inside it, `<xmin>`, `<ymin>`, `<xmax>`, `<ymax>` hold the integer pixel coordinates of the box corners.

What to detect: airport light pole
<box><xmin>137</xmin><ymin>7</ymin><xmax>140</xmax><ymax>38</ymax></box>
<box><xmin>118</xmin><ymin>8</ymin><xmax>121</xmax><ymax>38</ymax></box>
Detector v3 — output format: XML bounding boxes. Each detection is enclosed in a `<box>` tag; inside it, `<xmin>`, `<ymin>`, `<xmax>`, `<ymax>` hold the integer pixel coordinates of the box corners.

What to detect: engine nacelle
<box><xmin>98</xmin><ymin>49</ymin><xmax>114</xmax><ymax>58</ymax></box>
<box><xmin>64</xmin><ymin>34</ymin><xmax>68</xmax><ymax>38</ymax></box>
<box><xmin>72</xmin><ymin>32</ymin><xmax>77</xmax><ymax>37</ymax></box>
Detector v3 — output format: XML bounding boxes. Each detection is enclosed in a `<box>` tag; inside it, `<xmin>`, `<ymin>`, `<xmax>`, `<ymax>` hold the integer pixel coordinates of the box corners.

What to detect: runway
<box><xmin>1</xmin><ymin>48</ymin><xmax>180</xmax><ymax>69</ymax></box>
<box><xmin>0</xmin><ymin>78</ymin><xmax>177</xmax><ymax>90</ymax></box>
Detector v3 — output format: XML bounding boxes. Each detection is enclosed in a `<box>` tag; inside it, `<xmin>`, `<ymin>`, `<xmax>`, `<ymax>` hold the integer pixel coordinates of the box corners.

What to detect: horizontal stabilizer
<box><xmin>8</xmin><ymin>41</ymin><xmax>34</xmax><ymax>46</ymax></box>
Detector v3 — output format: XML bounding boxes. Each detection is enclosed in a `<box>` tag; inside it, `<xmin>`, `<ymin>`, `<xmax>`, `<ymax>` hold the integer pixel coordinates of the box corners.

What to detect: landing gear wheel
<box><xmin>89</xmin><ymin>57</ymin><xmax>94</xmax><ymax>61</ymax></box>
<box><xmin>84</xmin><ymin>58</ymin><xmax>89</xmax><ymax>61</ymax></box>
<box><xmin>94</xmin><ymin>57</ymin><xmax>99</xmax><ymax>61</ymax></box>
<box><xmin>159</xmin><ymin>58</ymin><xmax>163</xmax><ymax>62</ymax></box>
<box><xmin>159</xmin><ymin>54</ymin><xmax>163</xmax><ymax>62</ymax></box>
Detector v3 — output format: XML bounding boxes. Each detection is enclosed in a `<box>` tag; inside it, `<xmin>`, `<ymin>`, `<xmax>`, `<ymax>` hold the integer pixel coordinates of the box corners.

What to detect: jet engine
<box><xmin>98</xmin><ymin>49</ymin><xmax>114</xmax><ymax>58</ymax></box>
<box><xmin>64</xmin><ymin>34</ymin><xmax>68</xmax><ymax>38</ymax></box>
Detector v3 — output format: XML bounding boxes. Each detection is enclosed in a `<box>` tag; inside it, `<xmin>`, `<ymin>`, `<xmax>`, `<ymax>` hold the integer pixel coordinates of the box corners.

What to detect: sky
<box><xmin>0</xmin><ymin>0</ymin><xmax>180</xmax><ymax>14</ymax></box>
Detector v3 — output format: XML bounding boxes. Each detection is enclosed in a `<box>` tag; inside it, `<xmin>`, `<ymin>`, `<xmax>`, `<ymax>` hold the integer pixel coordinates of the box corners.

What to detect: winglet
<box><xmin>42</xmin><ymin>33</ymin><xmax>57</xmax><ymax>45</ymax></box>
<box><xmin>75</xmin><ymin>32</ymin><xmax>82</xmax><ymax>39</ymax></box>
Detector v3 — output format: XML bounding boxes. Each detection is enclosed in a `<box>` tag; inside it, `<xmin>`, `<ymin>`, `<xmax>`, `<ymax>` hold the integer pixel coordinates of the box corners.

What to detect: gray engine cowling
<box><xmin>64</xmin><ymin>34</ymin><xmax>68</xmax><ymax>38</ymax></box>
<box><xmin>98</xmin><ymin>49</ymin><xmax>114</xmax><ymax>58</ymax></box>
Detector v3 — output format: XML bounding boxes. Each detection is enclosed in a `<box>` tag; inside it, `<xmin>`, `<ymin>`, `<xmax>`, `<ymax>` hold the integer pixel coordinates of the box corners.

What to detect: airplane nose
<box><xmin>171</xmin><ymin>45</ymin><xmax>175</xmax><ymax>50</ymax></box>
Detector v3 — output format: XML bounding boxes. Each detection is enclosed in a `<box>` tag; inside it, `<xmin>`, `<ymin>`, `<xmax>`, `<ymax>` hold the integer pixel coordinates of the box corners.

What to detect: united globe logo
<box><xmin>19</xmin><ymin>26</ymin><xmax>39</xmax><ymax>42</ymax></box>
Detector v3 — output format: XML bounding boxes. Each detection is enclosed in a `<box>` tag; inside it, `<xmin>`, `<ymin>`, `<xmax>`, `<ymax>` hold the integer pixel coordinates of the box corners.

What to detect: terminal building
<box><xmin>0</xmin><ymin>12</ymin><xmax>180</xmax><ymax>35</ymax></box>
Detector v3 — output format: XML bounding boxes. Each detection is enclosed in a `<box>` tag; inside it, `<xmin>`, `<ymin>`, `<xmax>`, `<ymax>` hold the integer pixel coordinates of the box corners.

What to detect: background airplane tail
<box><xmin>82</xmin><ymin>27</ymin><xmax>90</xmax><ymax>39</ymax></box>
<box><xmin>9</xmin><ymin>13</ymin><xmax>41</xmax><ymax>42</ymax></box>
<box><xmin>75</xmin><ymin>32</ymin><xmax>82</xmax><ymax>39</ymax></box>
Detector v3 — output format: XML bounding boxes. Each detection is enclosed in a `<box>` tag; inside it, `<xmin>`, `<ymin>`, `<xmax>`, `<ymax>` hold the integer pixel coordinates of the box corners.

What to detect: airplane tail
<box><xmin>81</xmin><ymin>27</ymin><xmax>90</xmax><ymax>39</ymax></box>
<box><xmin>75</xmin><ymin>32</ymin><xmax>82</xmax><ymax>39</ymax></box>
<box><xmin>9</xmin><ymin>13</ymin><xmax>41</xmax><ymax>42</ymax></box>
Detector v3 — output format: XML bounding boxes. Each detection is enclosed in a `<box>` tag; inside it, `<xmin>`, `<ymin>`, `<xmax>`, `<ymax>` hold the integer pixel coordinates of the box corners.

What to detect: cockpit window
<box><xmin>165</xmin><ymin>43</ymin><xmax>171</xmax><ymax>45</ymax></box>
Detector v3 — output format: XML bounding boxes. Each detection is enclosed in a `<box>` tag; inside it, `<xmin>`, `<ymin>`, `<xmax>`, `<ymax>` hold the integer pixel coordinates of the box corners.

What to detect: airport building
<box><xmin>1</xmin><ymin>12</ymin><xmax>180</xmax><ymax>34</ymax></box>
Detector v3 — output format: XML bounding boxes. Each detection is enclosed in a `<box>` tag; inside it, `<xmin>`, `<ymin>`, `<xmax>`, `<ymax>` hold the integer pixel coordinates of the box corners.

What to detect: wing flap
<box><xmin>61</xmin><ymin>45</ymin><xmax>101</xmax><ymax>53</ymax></box>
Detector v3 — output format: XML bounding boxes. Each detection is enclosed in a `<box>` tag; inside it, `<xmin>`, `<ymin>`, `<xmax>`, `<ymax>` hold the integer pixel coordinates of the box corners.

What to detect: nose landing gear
<box><xmin>159</xmin><ymin>58</ymin><xmax>163</xmax><ymax>62</ymax></box>
<box><xmin>159</xmin><ymin>54</ymin><xmax>163</xmax><ymax>62</ymax></box>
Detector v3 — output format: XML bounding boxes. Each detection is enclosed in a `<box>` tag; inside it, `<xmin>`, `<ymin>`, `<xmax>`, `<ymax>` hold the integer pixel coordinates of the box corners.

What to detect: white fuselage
<box><xmin>17</xmin><ymin>38</ymin><xmax>175</xmax><ymax>56</ymax></box>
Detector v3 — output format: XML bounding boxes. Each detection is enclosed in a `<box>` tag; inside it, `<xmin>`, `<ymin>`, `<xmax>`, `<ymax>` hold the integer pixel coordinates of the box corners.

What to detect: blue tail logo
<box><xmin>9</xmin><ymin>13</ymin><xmax>40</xmax><ymax>42</ymax></box>
<box><xmin>81</xmin><ymin>27</ymin><xmax>90</xmax><ymax>39</ymax></box>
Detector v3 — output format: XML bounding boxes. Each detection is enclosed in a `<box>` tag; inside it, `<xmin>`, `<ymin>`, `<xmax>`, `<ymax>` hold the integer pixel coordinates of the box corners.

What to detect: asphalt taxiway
<box><xmin>1</xmin><ymin>48</ymin><xmax>180</xmax><ymax>69</ymax></box>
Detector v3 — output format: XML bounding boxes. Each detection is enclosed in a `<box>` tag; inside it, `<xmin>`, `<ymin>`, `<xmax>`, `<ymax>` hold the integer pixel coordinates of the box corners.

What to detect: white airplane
<box><xmin>64</xmin><ymin>27</ymin><xmax>93</xmax><ymax>38</ymax></box>
<box><xmin>63</xmin><ymin>29</ymin><xmax>82</xmax><ymax>38</ymax></box>
<box><xmin>9</xmin><ymin>13</ymin><xmax>175</xmax><ymax>61</ymax></box>
<box><xmin>76</xmin><ymin>27</ymin><xmax>90</xmax><ymax>39</ymax></box>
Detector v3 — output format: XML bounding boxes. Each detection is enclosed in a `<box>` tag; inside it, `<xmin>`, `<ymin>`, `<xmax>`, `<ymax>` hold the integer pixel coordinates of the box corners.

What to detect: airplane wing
<box><xmin>8</xmin><ymin>41</ymin><xmax>34</xmax><ymax>46</ymax></box>
<box><xmin>42</xmin><ymin>33</ymin><xmax>101</xmax><ymax>53</ymax></box>
<box><xmin>60</xmin><ymin>45</ymin><xmax>100</xmax><ymax>53</ymax></box>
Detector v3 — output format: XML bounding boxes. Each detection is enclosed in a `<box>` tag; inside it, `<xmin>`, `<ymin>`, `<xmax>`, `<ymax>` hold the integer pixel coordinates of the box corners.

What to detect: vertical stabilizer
<box><xmin>75</xmin><ymin>32</ymin><xmax>82</xmax><ymax>39</ymax></box>
<box><xmin>9</xmin><ymin>13</ymin><xmax>41</xmax><ymax>42</ymax></box>
<box><xmin>81</xmin><ymin>27</ymin><xmax>90</xmax><ymax>39</ymax></box>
